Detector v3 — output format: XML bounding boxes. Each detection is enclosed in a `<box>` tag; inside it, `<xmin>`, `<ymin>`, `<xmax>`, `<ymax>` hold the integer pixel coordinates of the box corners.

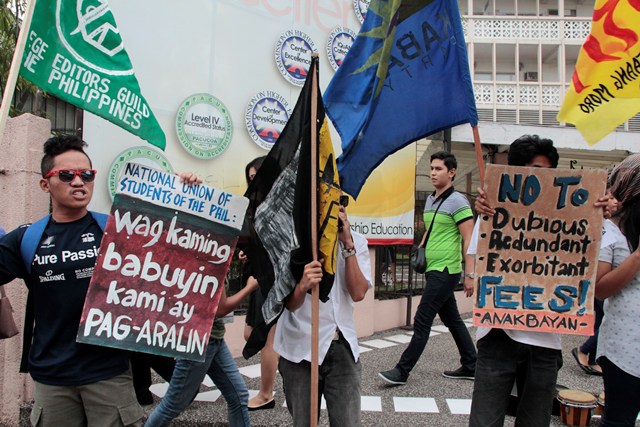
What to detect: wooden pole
<box><xmin>472</xmin><ymin>125</ymin><xmax>485</xmax><ymax>188</ymax></box>
<box><xmin>309</xmin><ymin>54</ymin><xmax>320</xmax><ymax>427</ymax></box>
<box><xmin>0</xmin><ymin>0</ymin><xmax>38</xmax><ymax>142</ymax></box>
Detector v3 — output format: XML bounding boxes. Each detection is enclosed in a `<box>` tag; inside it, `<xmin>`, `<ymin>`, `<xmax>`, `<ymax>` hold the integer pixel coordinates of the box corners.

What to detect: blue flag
<box><xmin>324</xmin><ymin>0</ymin><xmax>478</xmax><ymax>198</ymax></box>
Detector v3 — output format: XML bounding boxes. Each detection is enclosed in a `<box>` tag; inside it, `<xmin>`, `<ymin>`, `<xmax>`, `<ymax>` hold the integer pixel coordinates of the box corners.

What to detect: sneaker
<box><xmin>378</xmin><ymin>368</ymin><xmax>407</xmax><ymax>385</ymax></box>
<box><xmin>442</xmin><ymin>366</ymin><xmax>475</xmax><ymax>380</ymax></box>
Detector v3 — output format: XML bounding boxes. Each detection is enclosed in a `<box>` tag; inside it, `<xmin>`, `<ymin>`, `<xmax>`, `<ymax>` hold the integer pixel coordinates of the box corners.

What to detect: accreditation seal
<box><xmin>245</xmin><ymin>91</ymin><xmax>291</xmax><ymax>150</ymax></box>
<box><xmin>108</xmin><ymin>146</ymin><xmax>174</xmax><ymax>200</ymax></box>
<box><xmin>275</xmin><ymin>30</ymin><xmax>317</xmax><ymax>86</ymax></box>
<box><xmin>175</xmin><ymin>93</ymin><xmax>233</xmax><ymax>159</ymax></box>
<box><xmin>326</xmin><ymin>27</ymin><xmax>357</xmax><ymax>71</ymax></box>
<box><xmin>353</xmin><ymin>0</ymin><xmax>370</xmax><ymax>24</ymax></box>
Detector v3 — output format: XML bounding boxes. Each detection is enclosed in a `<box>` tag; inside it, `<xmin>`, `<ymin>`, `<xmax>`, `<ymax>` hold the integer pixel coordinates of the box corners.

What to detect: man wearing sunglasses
<box><xmin>0</xmin><ymin>135</ymin><xmax>198</xmax><ymax>427</ymax></box>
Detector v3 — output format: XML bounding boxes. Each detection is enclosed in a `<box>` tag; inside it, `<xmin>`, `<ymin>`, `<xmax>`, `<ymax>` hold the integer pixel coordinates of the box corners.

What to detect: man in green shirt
<box><xmin>379</xmin><ymin>151</ymin><xmax>476</xmax><ymax>385</ymax></box>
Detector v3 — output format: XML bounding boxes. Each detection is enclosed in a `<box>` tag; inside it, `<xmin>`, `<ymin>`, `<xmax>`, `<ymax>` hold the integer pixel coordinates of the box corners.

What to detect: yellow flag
<box><xmin>557</xmin><ymin>0</ymin><xmax>640</xmax><ymax>145</ymax></box>
<box><xmin>318</xmin><ymin>120</ymin><xmax>340</xmax><ymax>277</ymax></box>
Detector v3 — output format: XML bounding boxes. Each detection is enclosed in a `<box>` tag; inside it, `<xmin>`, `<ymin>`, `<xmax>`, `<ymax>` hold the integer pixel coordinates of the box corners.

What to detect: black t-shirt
<box><xmin>0</xmin><ymin>213</ymin><xmax>129</xmax><ymax>386</ymax></box>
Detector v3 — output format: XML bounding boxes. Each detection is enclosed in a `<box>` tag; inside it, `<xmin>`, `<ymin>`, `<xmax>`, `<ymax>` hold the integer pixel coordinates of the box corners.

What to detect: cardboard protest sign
<box><xmin>473</xmin><ymin>165</ymin><xmax>606</xmax><ymax>336</ymax></box>
<box><xmin>77</xmin><ymin>163</ymin><xmax>248</xmax><ymax>361</ymax></box>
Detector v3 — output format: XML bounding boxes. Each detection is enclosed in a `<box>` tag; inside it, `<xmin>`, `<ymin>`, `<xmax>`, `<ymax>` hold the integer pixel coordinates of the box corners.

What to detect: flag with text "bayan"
<box><xmin>324</xmin><ymin>0</ymin><xmax>478</xmax><ymax>198</ymax></box>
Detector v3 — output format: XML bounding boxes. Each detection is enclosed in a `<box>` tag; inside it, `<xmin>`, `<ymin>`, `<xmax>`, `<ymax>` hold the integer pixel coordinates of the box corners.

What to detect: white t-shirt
<box><xmin>597</xmin><ymin>220</ymin><xmax>640</xmax><ymax>378</ymax></box>
<box><xmin>274</xmin><ymin>231</ymin><xmax>373</xmax><ymax>364</ymax></box>
<box><xmin>468</xmin><ymin>220</ymin><xmax>562</xmax><ymax>350</ymax></box>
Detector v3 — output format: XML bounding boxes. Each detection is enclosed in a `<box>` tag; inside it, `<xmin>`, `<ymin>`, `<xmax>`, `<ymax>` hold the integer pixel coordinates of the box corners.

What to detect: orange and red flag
<box><xmin>558</xmin><ymin>0</ymin><xmax>640</xmax><ymax>144</ymax></box>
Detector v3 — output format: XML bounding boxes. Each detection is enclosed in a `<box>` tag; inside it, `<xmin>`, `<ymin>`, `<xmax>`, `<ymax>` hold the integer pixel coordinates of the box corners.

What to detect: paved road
<box><xmin>138</xmin><ymin>317</ymin><xmax>636</xmax><ymax>427</ymax></box>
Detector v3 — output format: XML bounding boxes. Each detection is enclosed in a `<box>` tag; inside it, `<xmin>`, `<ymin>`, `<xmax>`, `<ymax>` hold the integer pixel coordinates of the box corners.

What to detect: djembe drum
<box><xmin>557</xmin><ymin>389</ymin><xmax>597</xmax><ymax>427</ymax></box>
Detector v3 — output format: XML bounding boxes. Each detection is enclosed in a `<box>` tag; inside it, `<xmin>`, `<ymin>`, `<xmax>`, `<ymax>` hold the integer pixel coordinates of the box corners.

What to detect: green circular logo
<box><xmin>108</xmin><ymin>146</ymin><xmax>174</xmax><ymax>200</ymax></box>
<box><xmin>175</xmin><ymin>93</ymin><xmax>233</xmax><ymax>159</ymax></box>
<box><xmin>56</xmin><ymin>0</ymin><xmax>133</xmax><ymax>76</ymax></box>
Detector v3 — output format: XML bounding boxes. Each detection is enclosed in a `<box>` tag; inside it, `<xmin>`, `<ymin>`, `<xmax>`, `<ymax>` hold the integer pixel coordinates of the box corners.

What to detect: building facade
<box><xmin>416</xmin><ymin>0</ymin><xmax>637</xmax><ymax>200</ymax></box>
<box><xmin>464</xmin><ymin>0</ymin><xmax>639</xmax><ymax>133</ymax></box>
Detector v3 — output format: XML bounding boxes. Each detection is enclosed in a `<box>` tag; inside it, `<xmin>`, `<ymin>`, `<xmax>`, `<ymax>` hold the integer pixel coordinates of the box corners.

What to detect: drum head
<box><xmin>558</xmin><ymin>389</ymin><xmax>596</xmax><ymax>405</ymax></box>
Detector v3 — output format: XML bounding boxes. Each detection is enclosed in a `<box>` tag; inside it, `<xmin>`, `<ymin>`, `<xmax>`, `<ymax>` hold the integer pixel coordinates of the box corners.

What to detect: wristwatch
<box><xmin>465</xmin><ymin>272</ymin><xmax>475</xmax><ymax>279</ymax></box>
<box><xmin>342</xmin><ymin>247</ymin><xmax>356</xmax><ymax>258</ymax></box>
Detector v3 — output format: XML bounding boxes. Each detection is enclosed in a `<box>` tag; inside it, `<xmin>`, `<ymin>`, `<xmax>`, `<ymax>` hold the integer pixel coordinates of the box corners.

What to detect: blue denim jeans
<box><xmin>145</xmin><ymin>338</ymin><xmax>250</xmax><ymax>427</ymax></box>
<box><xmin>396</xmin><ymin>268</ymin><xmax>476</xmax><ymax>377</ymax></box>
<box><xmin>469</xmin><ymin>329</ymin><xmax>563</xmax><ymax>427</ymax></box>
<box><xmin>279</xmin><ymin>337</ymin><xmax>362</xmax><ymax>427</ymax></box>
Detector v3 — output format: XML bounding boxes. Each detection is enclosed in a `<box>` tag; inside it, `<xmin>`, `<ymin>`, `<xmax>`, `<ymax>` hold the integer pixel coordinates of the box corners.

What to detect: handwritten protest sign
<box><xmin>77</xmin><ymin>163</ymin><xmax>248</xmax><ymax>361</ymax></box>
<box><xmin>473</xmin><ymin>165</ymin><xmax>606</xmax><ymax>335</ymax></box>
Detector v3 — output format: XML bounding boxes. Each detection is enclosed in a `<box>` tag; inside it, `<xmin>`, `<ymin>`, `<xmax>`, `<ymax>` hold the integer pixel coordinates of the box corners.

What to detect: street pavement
<box><xmin>138</xmin><ymin>316</ymin><xmax>638</xmax><ymax>427</ymax></box>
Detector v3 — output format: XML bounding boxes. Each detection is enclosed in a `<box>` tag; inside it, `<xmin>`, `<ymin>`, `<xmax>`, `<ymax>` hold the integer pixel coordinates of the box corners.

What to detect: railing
<box><xmin>374</xmin><ymin>245</ymin><xmax>469</xmax><ymax>302</ymax></box>
<box><xmin>462</xmin><ymin>16</ymin><xmax>591</xmax><ymax>41</ymax></box>
<box><xmin>474</xmin><ymin>82</ymin><xmax>566</xmax><ymax>107</ymax></box>
<box><xmin>471</xmin><ymin>82</ymin><xmax>640</xmax><ymax>131</ymax></box>
<box><xmin>374</xmin><ymin>246</ymin><xmax>425</xmax><ymax>300</ymax></box>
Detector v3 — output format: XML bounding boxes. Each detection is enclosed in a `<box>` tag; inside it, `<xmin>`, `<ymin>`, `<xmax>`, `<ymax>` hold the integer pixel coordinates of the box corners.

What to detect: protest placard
<box><xmin>77</xmin><ymin>163</ymin><xmax>249</xmax><ymax>361</ymax></box>
<box><xmin>473</xmin><ymin>164</ymin><xmax>606</xmax><ymax>335</ymax></box>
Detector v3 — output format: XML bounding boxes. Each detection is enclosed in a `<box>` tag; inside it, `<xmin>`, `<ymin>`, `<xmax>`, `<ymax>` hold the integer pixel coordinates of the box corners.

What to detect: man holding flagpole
<box><xmin>274</xmin><ymin>200</ymin><xmax>371</xmax><ymax>426</ymax></box>
<box><xmin>466</xmin><ymin>135</ymin><xmax>563</xmax><ymax>427</ymax></box>
<box><xmin>242</xmin><ymin>54</ymin><xmax>347</xmax><ymax>426</ymax></box>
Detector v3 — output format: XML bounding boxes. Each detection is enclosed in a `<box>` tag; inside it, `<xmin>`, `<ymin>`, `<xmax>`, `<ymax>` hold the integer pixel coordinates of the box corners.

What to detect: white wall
<box><xmin>84</xmin><ymin>0</ymin><xmax>362</xmax><ymax>213</ymax></box>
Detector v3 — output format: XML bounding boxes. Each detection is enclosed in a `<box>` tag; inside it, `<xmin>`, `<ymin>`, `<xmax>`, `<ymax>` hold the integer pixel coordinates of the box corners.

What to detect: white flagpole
<box><xmin>0</xmin><ymin>0</ymin><xmax>38</xmax><ymax>142</ymax></box>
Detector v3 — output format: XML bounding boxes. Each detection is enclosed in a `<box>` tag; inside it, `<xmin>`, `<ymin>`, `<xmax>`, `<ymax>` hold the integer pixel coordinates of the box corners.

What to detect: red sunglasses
<box><xmin>44</xmin><ymin>169</ymin><xmax>97</xmax><ymax>183</ymax></box>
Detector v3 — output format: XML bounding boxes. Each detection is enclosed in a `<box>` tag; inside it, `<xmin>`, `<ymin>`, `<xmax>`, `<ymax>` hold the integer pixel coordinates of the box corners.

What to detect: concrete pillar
<box><xmin>0</xmin><ymin>114</ymin><xmax>51</xmax><ymax>426</ymax></box>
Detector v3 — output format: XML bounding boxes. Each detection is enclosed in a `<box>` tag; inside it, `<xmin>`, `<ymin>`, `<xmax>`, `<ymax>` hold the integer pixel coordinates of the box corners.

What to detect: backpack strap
<box><xmin>90</xmin><ymin>211</ymin><xmax>108</xmax><ymax>231</ymax></box>
<box><xmin>20</xmin><ymin>215</ymin><xmax>51</xmax><ymax>274</ymax></box>
<box><xmin>18</xmin><ymin>215</ymin><xmax>50</xmax><ymax>372</ymax></box>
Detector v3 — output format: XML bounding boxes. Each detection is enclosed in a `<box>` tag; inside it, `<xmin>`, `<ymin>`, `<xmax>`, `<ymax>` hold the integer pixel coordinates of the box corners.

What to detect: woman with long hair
<box><xmin>595</xmin><ymin>154</ymin><xmax>640</xmax><ymax>426</ymax></box>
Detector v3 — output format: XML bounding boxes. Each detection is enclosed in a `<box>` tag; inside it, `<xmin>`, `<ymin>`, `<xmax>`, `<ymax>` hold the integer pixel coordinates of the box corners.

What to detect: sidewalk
<box><xmin>141</xmin><ymin>318</ymin><xmax>627</xmax><ymax>427</ymax></box>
